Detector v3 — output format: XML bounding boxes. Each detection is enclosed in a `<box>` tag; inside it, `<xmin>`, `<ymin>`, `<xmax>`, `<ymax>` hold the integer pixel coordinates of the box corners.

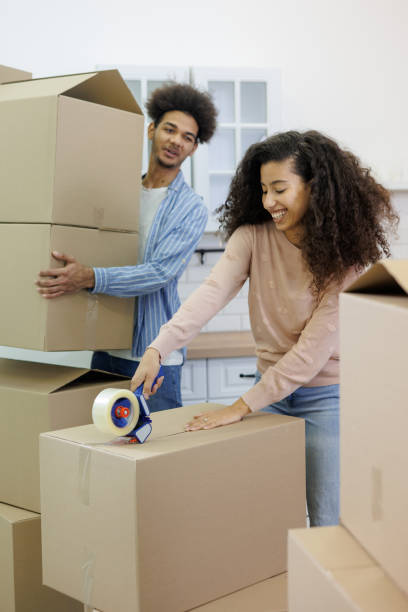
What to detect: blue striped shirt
<box><xmin>92</xmin><ymin>171</ymin><xmax>208</xmax><ymax>358</ymax></box>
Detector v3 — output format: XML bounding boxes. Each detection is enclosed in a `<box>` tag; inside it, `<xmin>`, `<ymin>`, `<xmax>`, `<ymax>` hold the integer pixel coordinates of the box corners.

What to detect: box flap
<box><xmin>40</xmin><ymin>409</ymin><xmax>302</xmax><ymax>460</ymax></box>
<box><xmin>345</xmin><ymin>260</ymin><xmax>408</xmax><ymax>295</ymax></box>
<box><xmin>63</xmin><ymin>69</ymin><xmax>142</xmax><ymax>114</ymax></box>
<box><xmin>0</xmin><ymin>359</ymin><xmax>128</xmax><ymax>394</ymax></box>
<box><xmin>0</xmin><ymin>70</ymin><xmax>142</xmax><ymax>114</ymax></box>
<box><xmin>0</xmin><ymin>502</ymin><xmax>38</xmax><ymax>524</ymax></box>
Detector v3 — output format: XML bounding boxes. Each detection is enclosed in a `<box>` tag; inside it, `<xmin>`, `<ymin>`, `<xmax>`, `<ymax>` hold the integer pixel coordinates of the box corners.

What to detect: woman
<box><xmin>130</xmin><ymin>130</ymin><xmax>398</xmax><ymax>526</ymax></box>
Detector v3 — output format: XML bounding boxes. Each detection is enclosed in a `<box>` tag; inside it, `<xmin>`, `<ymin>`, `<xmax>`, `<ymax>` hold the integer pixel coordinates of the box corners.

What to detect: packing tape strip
<box><xmin>81</xmin><ymin>550</ymin><xmax>96</xmax><ymax>608</ymax></box>
<box><xmin>78</xmin><ymin>447</ymin><xmax>91</xmax><ymax>506</ymax></box>
<box><xmin>85</xmin><ymin>294</ymin><xmax>99</xmax><ymax>349</ymax></box>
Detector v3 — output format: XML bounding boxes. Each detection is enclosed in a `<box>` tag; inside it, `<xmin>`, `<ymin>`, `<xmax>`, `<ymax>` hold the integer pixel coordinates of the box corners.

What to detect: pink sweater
<box><xmin>150</xmin><ymin>222</ymin><xmax>357</xmax><ymax>412</ymax></box>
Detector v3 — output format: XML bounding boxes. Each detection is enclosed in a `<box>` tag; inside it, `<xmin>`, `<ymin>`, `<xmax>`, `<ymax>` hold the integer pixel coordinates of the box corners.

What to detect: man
<box><xmin>36</xmin><ymin>82</ymin><xmax>217</xmax><ymax>411</ymax></box>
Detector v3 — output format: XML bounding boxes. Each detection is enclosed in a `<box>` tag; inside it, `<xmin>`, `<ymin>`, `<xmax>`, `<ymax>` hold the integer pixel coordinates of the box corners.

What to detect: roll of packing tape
<box><xmin>92</xmin><ymin>388</ymin><xmax>139</xmax><ymax>436</ymax></box>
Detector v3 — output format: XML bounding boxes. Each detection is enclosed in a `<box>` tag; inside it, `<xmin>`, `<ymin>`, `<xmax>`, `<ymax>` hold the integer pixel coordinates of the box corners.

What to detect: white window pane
<box><xmin>241</xmin><ymin>128</ymin><xmax>267</xmax><ymax>157</ymax></box>
<box><xmin>240</xmin><ymin>82</ymin><xmax>267</xmax><ymax>123</ymax></box>
<box><xmin>147</xmin><ymin>80</ymin><xmax>168</xmax><ymax>99</ymax></box>
<box><xmin>126</xmin><ymin>80</ymin><xmax>142</xmax><ymax>106</ymax></box>
<box><xmin>209</xmin><ymin>174</ymin><xmax>233</xmax><ymax>215</ymax></box>
<box><xmin>209</xmin><ymin>81</ymin><xmax>235</xmax><ymax>123</ymax></box>
<box><xmin>209</xmin><ymin>128</ymin><xmax>235</xmax><ymax>171</ymax></box>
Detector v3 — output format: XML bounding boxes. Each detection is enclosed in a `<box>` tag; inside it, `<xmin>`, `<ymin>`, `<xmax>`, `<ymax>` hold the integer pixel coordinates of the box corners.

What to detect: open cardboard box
<box><xmin>0</xmin><ymin>358</ymin><xmax>131</xmax><ymax>512</ymax></box>
<box><xmin>288</xmin><ymin>525</ymin><xmax>408</xmax><ymax>611</ymax></box>
<box><xmin>40</xmin><ymin>405</ymin><xmax>306</xmax><ymax>612</ymax></box>
<box><xmin>340</xmin><ymin>259</ymin><xmax>408</xmax><ymax>597</ymax></box>
<box><xmin>0</xmin><ymin>70</ymin><xmax>143</xmax><ymax>231</ymax></box>
<box><xmin>0</xmin><ymin>223</ymin><xmax>137</xmax><ymax>351</ymax></box>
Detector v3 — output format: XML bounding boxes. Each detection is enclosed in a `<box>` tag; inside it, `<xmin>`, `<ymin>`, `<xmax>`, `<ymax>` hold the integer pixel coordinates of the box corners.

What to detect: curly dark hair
<box><xmin>145</xmin><ymin>82</ymin><xmax>217</xmax><ymax>143</ymax></box>
<box><xmin>217</xmin><ymin>130</ymin><xmax>399</xmax><ymax>294</ymax></box>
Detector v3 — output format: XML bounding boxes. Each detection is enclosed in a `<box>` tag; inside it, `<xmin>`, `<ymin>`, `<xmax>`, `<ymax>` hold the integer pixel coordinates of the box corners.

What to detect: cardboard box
<box><xmin>0</xmin><ymin>358</ymin><xmax>130</xmax><ymax>512</ymax></box>
<box><xmin>191</xmin><ymin>572</ymin><xmax>287</xmax><ymax>611</ymax></box>
<box><xmin>0</xmin><ymin>223</ymin><xmax>137</xmax><ymax>350</ymax></box>
<box><xmin>0</xmin><ymin>70</ymin><xmax>143</xmax><ymax>231</ymax></box>
<box><xmin>288</xmin><ymin>525</ymin><xmax>408</xmax><ymax>612</ymax></box>
<box><xmin>40</xmin><ymin>405</ymin><xmax>306</xmax><ymax>612</ymax></box>
<box><xmin>0</xmin><ymin>65</ymin><xmax>31</xmax><ymax>84</ymax></box>
<box><xmin>339</xmin><ymin>260</ymin><xmax>408</xmax><ymax>596</ymax></box>
<box><xmin>0</xmin><ymin>502</ymin><xmax>82</xmax><ymax>612</ymax></box>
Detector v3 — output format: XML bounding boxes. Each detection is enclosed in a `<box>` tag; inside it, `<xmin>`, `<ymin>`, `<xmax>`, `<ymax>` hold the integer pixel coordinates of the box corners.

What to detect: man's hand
<box><xmin>184</xmin><ymin>397</ymin><xmax>251</xmax><ymax>431</ymax></box>
<box><xmin>130</xmin><ymin>347</ymin><xmax>164</xmax><ymax>397</ymax></box>
<box><xmin>36</xmin><ymin>251</ymin><xmax>95</xmax><ymax>298</ymax></box>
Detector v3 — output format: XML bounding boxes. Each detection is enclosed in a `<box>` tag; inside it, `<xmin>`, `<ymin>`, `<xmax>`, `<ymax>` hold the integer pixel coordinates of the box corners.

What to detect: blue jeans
<box><xmin>91</xmin><ymin>352</ymin><xmax>183</xmax><ymax>412</ymax></box>
<box><xmin>255</xmin><ymin>372</ymin><xmax>339</xmax><ymax>527</ymax></box>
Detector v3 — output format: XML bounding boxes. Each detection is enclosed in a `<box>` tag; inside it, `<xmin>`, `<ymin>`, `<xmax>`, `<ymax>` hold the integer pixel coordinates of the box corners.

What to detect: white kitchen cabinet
<box><xmin>191</xmin><ymin>67</ymin><xmax>281</xmax><ymax>231</ymax></box>
<box><xmin>180</xmin><ymin>358</ymin><xmax>207</xmax><ymax>403</ymax></box>
<box><xmin>207</xmin><ymin>356</ymin><xmax>257</xmax><ymax>400</ymax></box>
<box><xmin>181</xmin><ymin>356</ymin><xmax>257</xmax><ymax>405</ymax></box>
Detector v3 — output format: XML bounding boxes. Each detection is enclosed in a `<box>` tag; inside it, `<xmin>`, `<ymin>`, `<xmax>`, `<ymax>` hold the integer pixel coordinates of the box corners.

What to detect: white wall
<box><xmin>2</xmin><ymin>0</ymin><xmax>408</xmax><ymax>184</ymax></box>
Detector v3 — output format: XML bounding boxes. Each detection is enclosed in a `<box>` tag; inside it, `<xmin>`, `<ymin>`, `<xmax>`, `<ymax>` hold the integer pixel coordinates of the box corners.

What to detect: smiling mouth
<box><xmin>164</xmin><ymin>148</ymin><xmax>179</xmax><ymax>157</ymax></box>
<box><xmin>271</xmin><ymin>209</ymin><xmax>287</xmax><ymax>222</ymax></box>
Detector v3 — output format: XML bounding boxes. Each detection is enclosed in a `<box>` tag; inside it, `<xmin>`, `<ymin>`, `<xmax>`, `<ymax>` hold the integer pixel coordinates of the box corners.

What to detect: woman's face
<box><xmin>260</xmin><ymin>158</ymin><xmax>311</xmax><ymax>246</ymax></box>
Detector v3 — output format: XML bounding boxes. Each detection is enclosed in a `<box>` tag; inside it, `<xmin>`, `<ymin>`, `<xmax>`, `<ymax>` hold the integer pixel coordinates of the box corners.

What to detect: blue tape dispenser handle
<box><xmin>126</xmin><ymin>365</ymin><xmax>165</xmax><ymax>444</ymax></box>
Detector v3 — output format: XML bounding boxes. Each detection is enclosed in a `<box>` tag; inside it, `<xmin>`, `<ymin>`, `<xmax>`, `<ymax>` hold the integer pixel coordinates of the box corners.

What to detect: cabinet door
<box><xmin>181</xmin><ymin>359</ymin><xmax>207</xmax><ymax>403</ymax></box>
<box><xmin>207</xmin><ymin>356</ymin><xmax>257</xmax><ymax>401</ymax></box>
<box><xmin>191</xmin><ymin>67</ymin><xmax>281</xmax><ymax>232</ymax></box>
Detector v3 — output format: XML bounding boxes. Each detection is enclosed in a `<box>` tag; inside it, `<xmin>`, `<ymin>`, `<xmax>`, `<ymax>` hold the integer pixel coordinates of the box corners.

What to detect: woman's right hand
<box><xmin>130</xmin><ymin>347</ymin><xmax>164</xmax><ymax>397</ymax></box>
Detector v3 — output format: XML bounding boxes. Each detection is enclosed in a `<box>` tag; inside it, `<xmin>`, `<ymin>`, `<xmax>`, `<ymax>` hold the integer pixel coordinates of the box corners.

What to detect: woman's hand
<box><xmin>130</xmin><ymin>347</ymin><xmax>164</xmax><ymax>397</ymax></box>
<box><xmin>184</xmin><ymin>397</ymin><xmax>251</xmax><ymax>431</ymax></box>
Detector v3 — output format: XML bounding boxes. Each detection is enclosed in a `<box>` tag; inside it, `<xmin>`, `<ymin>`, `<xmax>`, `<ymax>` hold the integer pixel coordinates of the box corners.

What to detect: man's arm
<box><xmin>36</xmin><ymin>251</ymin><xmax>95</xmax><ymax>298</ymax></box>
<box><xmin>36</xmin><ymin>198</ymin><xmax>207</xmax><ymax>299</ymax></box>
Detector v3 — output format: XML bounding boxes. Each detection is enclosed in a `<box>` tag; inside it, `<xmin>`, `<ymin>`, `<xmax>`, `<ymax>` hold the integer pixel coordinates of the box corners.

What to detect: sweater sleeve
<box><xmin>150</xmin><ymin>226</ymin><xmax>252</xmax><ymax>359</ymax></box>
<box><xmin>242</xmin><ymin>269</ymin><xmax>359</xmax><ymax>412</ymax></box>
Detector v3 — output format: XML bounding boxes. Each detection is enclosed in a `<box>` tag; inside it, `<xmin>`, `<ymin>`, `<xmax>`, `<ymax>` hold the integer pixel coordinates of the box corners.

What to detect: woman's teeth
<box><xmin>272</xmin><ymin>210</ymin><xmax>286</xmax><ymax>221</ymax></box>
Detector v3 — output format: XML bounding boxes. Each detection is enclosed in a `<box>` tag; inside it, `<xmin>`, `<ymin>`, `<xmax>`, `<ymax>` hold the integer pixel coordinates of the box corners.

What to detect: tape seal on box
<box><xmin>81</xmin><ymin>549</ymin><xmax>96</xmax><ymax>608</ymax></box>
<box><xmin>85</xmin><ymin>294</ymin><xmax>99</xmax><ymax>349</ymax></box>
<box><xmin>78</xmin><ymin>447</ymin><xmax>91</xmax><ymax>506</ymax></box>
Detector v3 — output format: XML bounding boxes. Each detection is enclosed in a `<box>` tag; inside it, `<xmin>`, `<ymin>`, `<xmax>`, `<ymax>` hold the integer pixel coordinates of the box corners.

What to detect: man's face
<box><xmin>148</xmin><ymin>110</ymin><xmax>199</xmax><ymax>169</ymax></box>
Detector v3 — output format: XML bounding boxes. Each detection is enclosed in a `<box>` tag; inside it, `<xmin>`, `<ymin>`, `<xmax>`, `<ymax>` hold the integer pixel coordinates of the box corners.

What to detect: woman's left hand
<box><xmin>184</xmin><ymin>397</ymin><xmax>251</xmax><ymax>431</ymax></box>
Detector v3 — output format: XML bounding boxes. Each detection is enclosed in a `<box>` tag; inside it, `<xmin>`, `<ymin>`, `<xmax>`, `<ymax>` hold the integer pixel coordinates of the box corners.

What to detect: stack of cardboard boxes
<box><xmin>0</xmin><ymin>65</ymin><xmax>145</xmax><ymax>612</ymax></box>
<box><xmin>288</xmin><ymin>260</ymin><xmax>408</xmax><ymax>611</ymax></box>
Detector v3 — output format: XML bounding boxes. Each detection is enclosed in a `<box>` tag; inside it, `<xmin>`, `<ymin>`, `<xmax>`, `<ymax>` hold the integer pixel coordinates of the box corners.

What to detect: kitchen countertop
<box><xmin>186</xmin><ymin>331</ymin><xmax>256</xmax><ymax>360</ymax></box>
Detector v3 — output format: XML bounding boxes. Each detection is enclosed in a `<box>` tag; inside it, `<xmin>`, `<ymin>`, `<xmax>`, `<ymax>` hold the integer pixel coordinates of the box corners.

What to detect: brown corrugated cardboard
<box><xmin>0</xmin><ymin>358</ymin><xmax>130</xmax><ymax>512</ymax></box>
<box><xmin>339</xmin><ymin>259</ymin><xmax>408</xmax><ymax>597</ymax></box>
<box><xmin>0</xmin><ymin>70</ymin><xmax>143</xmax><ymax>231</ymax></box>
<box><xmin>0</xmin><ymin>223</ymin><xmax>137</xmax><ymax>350</ymax></box>
<box><xmin>0</xmin><ymin>502</ymin><xmax>82</xmax><ymax>612</ymax></box>
<box><xmin>288</xmin><ymin>525</ymin><xmax>408</xmax><ymax>611</ymax></box>
<box><xmin>40</xmin><ymin>405</ymin><xmax>306</xmax><ymax>612</ymax></box>
<box><xmin>190</xmin><ymin>572</ymin><xmax>287</xmax><ymax>611</ymax></box>
<box><xmin>0</xmin><ymin>65</ymin><xmax>31</xmax><ymax>84</ymax></box>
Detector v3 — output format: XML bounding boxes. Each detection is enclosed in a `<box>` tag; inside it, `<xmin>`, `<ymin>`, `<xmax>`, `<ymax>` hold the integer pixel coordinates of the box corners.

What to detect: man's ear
<box><xmin>147</xmin><ymin>121</ymin><xmax>156</xmax><ymax>141</ymax></box>
<box><xmin>189</xmin><ymin>141</ymin><xmax>199</xmax><ymax>157</ymax></box>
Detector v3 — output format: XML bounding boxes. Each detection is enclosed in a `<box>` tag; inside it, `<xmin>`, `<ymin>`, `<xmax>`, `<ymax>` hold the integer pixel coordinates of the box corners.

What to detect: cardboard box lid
<box><xmin>41</xmin><ymin>407</ymin><xmax>303</xmax><ymax>459</ymax></box>
<box><xmin>0</xmin><ymin>502</ymin><xmax>38</xmax><ymax>525</ymax></box>
<box><xmin>0</xmin><ymin>64</ymin><xmax>32</xmax><ymax>84</ymax></box>
<box><xmin>0</xmin><ymin>69</ymin><xmax>142</xmax><ymax>114</ymax></box>
<box><xmin>289</xmin><ymin>525</ymin><xmax>374</xmax><ymax>570</ymax></box>
<box><xmin>0</xmin><ymin>358</ymin><xmax>129</xmax><ymax>394</ymax></box>
<box><xmin>345</xmin><ymin>260</ymin><xmax>408</xmax><ymax>295</ymax></box>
